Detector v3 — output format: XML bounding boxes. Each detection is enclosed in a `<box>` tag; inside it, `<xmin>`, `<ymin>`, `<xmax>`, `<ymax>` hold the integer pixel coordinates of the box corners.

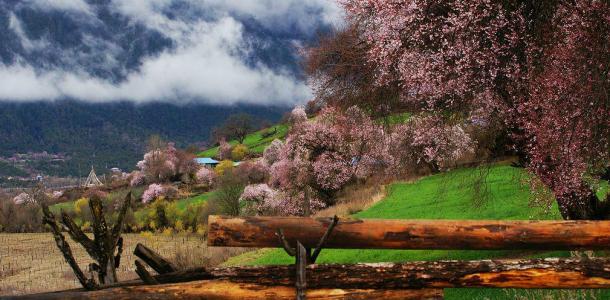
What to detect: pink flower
<box><xmin>142</xmin><ymin>184</ymin><xmax>165</xmax><ymax>204</ymax></box>
<box><xmin>290</xmin><ymin>106</ymin><xmax>308</xmax><ymax>124</ymax></box>
<box><xmin>195</xmin><ymin>167</ymin><xmax>216</xmax><ymax>186</ymax></box>
<box><xmin>13</xmin><ymin>193</ymin><xmax>33</xmax><ymax>205</ymax></box>
<box><xmin>130</xmin><ymin>171</ymin><xmax>145</xmax><ymax>187</ymax></box>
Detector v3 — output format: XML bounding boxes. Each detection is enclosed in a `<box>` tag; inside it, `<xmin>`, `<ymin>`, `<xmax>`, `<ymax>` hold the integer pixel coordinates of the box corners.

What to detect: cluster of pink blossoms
<box><xmin>136</xmin><ymin>143</ymin><xmax>180</xmax><ymax>182</ymax></box>
<box><xmin>264</xmin><ymin>106</ymin><xmax>392</xmax><ymax>215</ymax></box>
<box><xmin>13</xmin><ymin>193</ymin><xmax>34</xmax><ymax>205</ymax></box>
<box><xmin>141</xmin><ymin>184</ymin><xmax>165</xmax><ymax>204</ymax></box>
<box><xmin>195</xmin><ymin>167</ymin><xmax>216</xmax><ymax>186</ymax></box>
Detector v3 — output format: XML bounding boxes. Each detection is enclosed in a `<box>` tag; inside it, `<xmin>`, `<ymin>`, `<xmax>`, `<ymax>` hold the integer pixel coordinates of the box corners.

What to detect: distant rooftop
<box><xmin>195</xmin><ymin>157</ymin><xmax>219</xmax><ymax>165</ymax></box>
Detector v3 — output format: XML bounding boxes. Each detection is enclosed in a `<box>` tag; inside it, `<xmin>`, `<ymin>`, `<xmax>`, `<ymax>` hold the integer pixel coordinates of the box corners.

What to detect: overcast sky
<box><xmin>0</xmin><ymin>0</ymin><xmax>343</xmax><ymax>105</ymax></box>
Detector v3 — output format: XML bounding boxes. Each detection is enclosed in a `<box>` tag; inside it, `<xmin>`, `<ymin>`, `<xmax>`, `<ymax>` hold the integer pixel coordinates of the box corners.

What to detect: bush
<box><xmin>209</xmin><ymin>172</ymin><xmax>245</xmax><ymax>216</ymax></box>
<box><xmin>215</xmin><ymin>160</ymin><xmax>234</xmax><ymax>176</ymax></box>
<box><xmin>0</xmin><ymin>199</ymin><xmax>43</xmax><ymax>232</ymax></box>
<box><xmin>74</xmin><ymin>198</ymin><xmax>89</xmax><ymax>214</ymax></box>
<box><xmin>183</xmin><ymin>202</ymin><xmax>216</xmax><ymax>232</ymax></box>
<box><xmin>231</xmin><ymin>144</ymin><xmax>248</xmax><ymax>161</ymax></box>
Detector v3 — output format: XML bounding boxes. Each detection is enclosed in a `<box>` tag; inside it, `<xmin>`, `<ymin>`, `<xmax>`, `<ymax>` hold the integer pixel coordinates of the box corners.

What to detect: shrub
<box><xmin>209</xmin><ymin>172</ymin><xmax>245</xmax><ymax>216</ymax></box>
<box><xmin>215</xmin><ymin>160</ymin><xmax>234</xmax><ymax>176</ymax></box>
<box><xmin>0</xmin><ymin>198</ymin><xmax>43</xmax><ymax>232</ymax></box>
<box><xmin>74</xmin><ymin>198</ymin><xmax>89</xmax><ymax>214</ymax></box>
<box><xmin>231</xmin><ymin>144</ymin><xmax>248</xmax><ymax>161</ymax></box>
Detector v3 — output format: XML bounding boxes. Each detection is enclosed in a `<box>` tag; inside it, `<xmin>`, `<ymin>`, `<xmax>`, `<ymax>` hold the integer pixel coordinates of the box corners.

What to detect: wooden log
<box><xmin>159</xmin><ymin>258</ymin><xmax>610</xmax><ymax>289</ymax></box>
<box><xmin>135</xmin><ymin>259</ymin><xmax>158</xmax><ymax>285</ymax></box>
<box><xmin>133</xmin><ymin>243</ymin><xmax>177</xmax><ymax>274</ymax></box>
<box><xmin>18</xmin><ymin>280</ymin><xmax>443</xmax><ymax>300</ymax></box>
<box><xmin>48</xmin><ymin>258</ymin><xmax>610</xmax><ymax>291</ymax></box>
<box><xmin>208</xmin><ymin>215</ymin><xmax>610</xmax><ymax>250</ymax></box>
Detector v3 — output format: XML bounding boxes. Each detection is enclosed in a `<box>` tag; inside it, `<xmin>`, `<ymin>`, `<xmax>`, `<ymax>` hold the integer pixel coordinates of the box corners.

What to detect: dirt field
<box><xmin>0</xmin><ymin>233</ymin><xmax>246</xmax><ymax>296</ymax></box>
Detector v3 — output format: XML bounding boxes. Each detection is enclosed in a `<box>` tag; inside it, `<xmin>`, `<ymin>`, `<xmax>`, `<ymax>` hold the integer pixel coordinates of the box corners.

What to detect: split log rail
<box><xmin>17</xmin><ymin>215</ymin><xmax>610</xmax><ymax>299</ymax></box>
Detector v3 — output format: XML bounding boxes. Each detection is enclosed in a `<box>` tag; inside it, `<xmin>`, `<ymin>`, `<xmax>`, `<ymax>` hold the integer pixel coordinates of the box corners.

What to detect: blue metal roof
<box><xmin>195</xmin><ymin>157</ymin><xmax>219</xmax><ymax>164</ymax></box>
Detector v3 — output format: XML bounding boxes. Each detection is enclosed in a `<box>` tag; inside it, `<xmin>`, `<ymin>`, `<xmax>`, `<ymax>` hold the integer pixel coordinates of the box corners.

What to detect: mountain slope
<box><xmin>0</xmin><ymin>101</ymin><xmax>287</xmax><ymax>177</ymax></box>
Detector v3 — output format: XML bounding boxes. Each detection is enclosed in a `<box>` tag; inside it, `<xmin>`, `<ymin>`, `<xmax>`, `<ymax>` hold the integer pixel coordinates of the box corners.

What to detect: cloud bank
<box><xmin>0</xmin><ymin>0</ymin><xmax>342</xmax><ymax>105</ymax></box>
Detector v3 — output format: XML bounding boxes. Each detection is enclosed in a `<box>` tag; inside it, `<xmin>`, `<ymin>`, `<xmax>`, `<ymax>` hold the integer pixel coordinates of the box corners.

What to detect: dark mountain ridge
<box><xmin>0</xmin><ymin>100</ymin><xmax>287</xmax><ymax>177</ymax></box>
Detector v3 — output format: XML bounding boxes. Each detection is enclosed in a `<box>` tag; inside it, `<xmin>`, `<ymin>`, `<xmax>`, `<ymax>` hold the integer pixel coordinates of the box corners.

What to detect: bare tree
<box><xmin>214</xmin><ymin>113</ymin><xmax>258</xmax><ymax>144</ymax></box>
<box><xmin>38</xmin><ymin>187</ymin><xmax>132</xmax><ymax>289</ymax></box>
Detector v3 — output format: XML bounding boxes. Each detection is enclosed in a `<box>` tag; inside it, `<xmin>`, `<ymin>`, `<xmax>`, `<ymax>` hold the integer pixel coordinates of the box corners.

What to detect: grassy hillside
<box><xmin>197</xmin><ymin>124</ymin><xmax>289</xmax><ymax>158</ymax></box>
<box><xmin>226</xmin><ymin>164</ymin><xmax>609</xmax><ymax>299</ymax></box>
<box><xmin>50</xmin><ymin>188</ymin><xmax>213</xmax><ymax>215</ymax></box>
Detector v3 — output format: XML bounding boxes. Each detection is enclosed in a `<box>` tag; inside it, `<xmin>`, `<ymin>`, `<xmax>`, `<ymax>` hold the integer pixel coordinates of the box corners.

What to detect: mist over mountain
<box><xmin>0</xmin><ymin>0</ymin><xmax>341</xmax><ymax>178</ymax></box>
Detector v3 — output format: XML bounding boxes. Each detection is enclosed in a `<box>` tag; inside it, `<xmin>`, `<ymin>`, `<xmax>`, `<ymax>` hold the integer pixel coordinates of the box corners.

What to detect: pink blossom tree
<box><xmin>136</xmin><ymin>142</ymin><xmax>198</xmax><ymax>184</ymax></box>
<box><xmin>129</xmin><ymin>171</ymin><xmax>145</xmax><ymax>187</ymax></box>
<box><xmin>217</xmin><ymin>139</ymin><xmax>233</xmax><ymax>160</ymax></box>
<box><xmin>268</xmin><ymin>106</ymin><xmax>391</xmax><ymax>215</ymax></box>
<box><xmin>195</xmin><ymin>167</ymin><xmax>216</xmax><ymax>186</ymax></box>
<box><xmin>239</xmin><ymin>184</ymin><xmax>277</xmax><ymax>215</ymax></box>
<box><xmin>338</xmin><ymin>0</ymin><xmax>610</xmax><ymax>219</ymax></box>
<box><xmin>289</xmin><ymin>106</ymin><xmax>308</xmax><ymax>124</ymax></box>
<box><xmin>262</xmin><ymin>139</ymin><xmax>284</xmax><ymax>166</ymax></box>
<box><xmin>141</xmin><ymin>184</ymin><xmax>165</xmax><ymax>204</ymax></box>
<box><xmin>390</xmin><ymin>116</ymin><xmax>474</xmax><ymax>173</ymax></box>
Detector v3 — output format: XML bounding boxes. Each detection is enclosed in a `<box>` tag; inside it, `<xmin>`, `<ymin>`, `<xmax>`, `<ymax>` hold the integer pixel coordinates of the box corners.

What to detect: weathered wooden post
<box><xmin>39</xmin><ymin>190</ymin><xmax>132</xmax><ymax>289</ymax></box>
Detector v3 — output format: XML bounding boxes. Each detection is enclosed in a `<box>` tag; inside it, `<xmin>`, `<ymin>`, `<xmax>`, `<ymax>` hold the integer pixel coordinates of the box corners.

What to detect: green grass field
<box><xmin>197</xmin><ymin>124</ymin><xmax>289</xmax><ymax>158</ymax></box>
<box><xmin>174</xmin><ymin>191</ymin><xmax>216</xmax><ymax>211</ymax></box>
<box><xmin>226</xmin><ymin>164</ymin><xmax>610</xmax><ymax>299</ymax></box>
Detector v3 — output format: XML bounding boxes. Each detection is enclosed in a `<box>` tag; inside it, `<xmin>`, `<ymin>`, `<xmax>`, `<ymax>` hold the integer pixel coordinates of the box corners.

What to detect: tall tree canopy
<box><xmin>314</xmin><ymin>0</ymin><xmax>610</xmax><ymax>219</ymax></box>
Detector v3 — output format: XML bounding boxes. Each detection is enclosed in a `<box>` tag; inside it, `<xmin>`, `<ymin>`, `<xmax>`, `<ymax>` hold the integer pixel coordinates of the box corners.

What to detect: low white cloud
<box><xmin>111</xmin><ymin>0</ymin><xmax>343</xmax><ymax>34</ymax></box>
<box><xmin>0</xmin><ymin>17</ymin><xmax>311</xmax><ymax>105</ymax></box>
<box><xmin>0</xmin><ymin>0</ymin><xmax>341</xmax><ymax>105</ymax></box>
<box><xmin>27</xmin><ymin>0</ymin><xmax>94</xmax><ymax>15</ymax></box>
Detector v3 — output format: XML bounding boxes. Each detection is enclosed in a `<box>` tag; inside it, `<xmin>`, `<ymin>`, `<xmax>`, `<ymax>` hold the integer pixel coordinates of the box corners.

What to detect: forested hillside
<box><xmin>0</xmin><ymin>101</ymin><xmax>286</xmax><ymax>176</ymax></box>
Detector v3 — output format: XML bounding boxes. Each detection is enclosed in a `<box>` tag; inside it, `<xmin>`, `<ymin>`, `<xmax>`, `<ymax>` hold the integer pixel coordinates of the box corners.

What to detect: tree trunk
<box><xmin>556</xmin><ymin>189</ymin><xmax>610</xmax><ymax>220</ymax></box>
<box><xmin>103</xmin><ymin>256</ymin><xmax>118</xmax><ymax>285</ymax></box>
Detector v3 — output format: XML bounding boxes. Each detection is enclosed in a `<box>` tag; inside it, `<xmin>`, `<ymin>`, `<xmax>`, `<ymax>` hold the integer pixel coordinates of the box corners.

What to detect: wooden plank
<box><xmin>133</xmin><ymin>243</ymin><xmax>177</xmax><ymax>274</ymax></box>
<box><xmin>16</xmin><ymin>280</ymin><xmax>444</xmax><ymax>300</ymax></box>
<box><xmin>208</xmin><ymin>215</ymin><xmax>610</xmax><ymax>250</ymax></box>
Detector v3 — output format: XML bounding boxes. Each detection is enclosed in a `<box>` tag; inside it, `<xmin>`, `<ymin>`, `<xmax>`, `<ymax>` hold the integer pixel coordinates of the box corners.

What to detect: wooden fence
<box><xmin>16</xmin><ymin>215</ymin><xmax>610</xmax><ymax>299</ymax></box>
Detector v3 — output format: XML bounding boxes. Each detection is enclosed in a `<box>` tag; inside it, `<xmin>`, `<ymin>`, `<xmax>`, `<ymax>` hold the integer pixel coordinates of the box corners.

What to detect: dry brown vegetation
<box><xmin>0</xmin><ymin>233</ymin><xmax>248</xmax><ymax>296</ymax></box>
